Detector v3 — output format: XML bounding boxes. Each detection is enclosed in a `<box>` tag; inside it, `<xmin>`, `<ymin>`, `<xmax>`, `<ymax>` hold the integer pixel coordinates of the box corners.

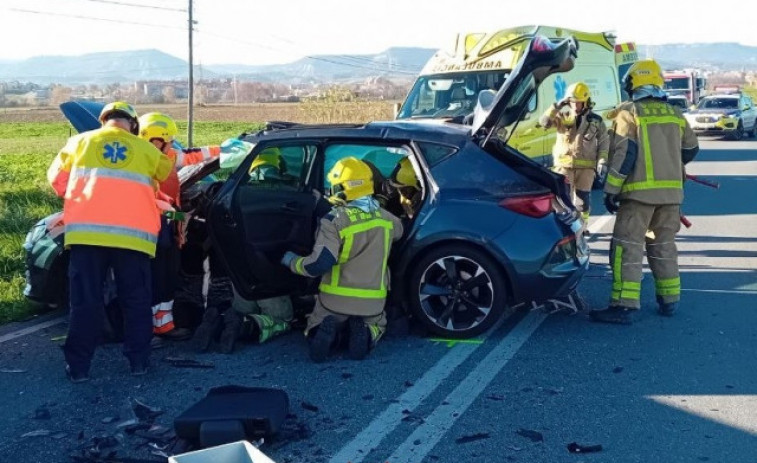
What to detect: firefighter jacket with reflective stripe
<box><xmin>48</xmin><ymin>126</ymin><xmax>173</xmax><ymax>257</ymax></box>
<box><xmin>604</xmin><ymin>99</ymin><xmax>699</xmax><ymax>205</ymax></box>
<box><xmin>159</xmin><ymin>145</ymin><xmax>221</xmax><ymax>207</ymax></box>
<box><xmin>540</xmin><ymin>105</ymin><xmax>609</xmax><ymax>169</ymax></box>
<box><xmin>289</xmin><ymin>205</ymin><xmax>403</xmax><ymax>317</ymax></box>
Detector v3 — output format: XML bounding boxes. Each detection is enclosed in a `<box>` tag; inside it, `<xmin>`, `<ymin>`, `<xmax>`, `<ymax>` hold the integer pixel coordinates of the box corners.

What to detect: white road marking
<box><xmin>589</xmin><ymin>213</ymin><xmax>614</xmax><ymax>235</ymax></box>
<box><xmin>328</xmin><ymin>341</ymin><xmax>483</xmax><ymax>463</ymax></box>
<box><xmin>0</xmin><ymin>316</ymin><xmax>66</xmax><ymax>344</ymax></box>
<box><xmin>386</xmin><ymin>311</ymin><xmax>548</xmax><ymax>463</ymax></box>
<box><xmin>681</xmin><ymin>288</ymin><xmax>757</xmax><ymax>295</ymax></box>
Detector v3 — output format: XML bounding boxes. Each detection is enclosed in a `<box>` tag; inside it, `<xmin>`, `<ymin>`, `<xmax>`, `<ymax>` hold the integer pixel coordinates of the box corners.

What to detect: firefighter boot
<box><xmin>192</xmin><ymin>305</ymin><xmax>224</xmax><ymax>353</ymax></box>
<box><xmin>589</xmin><ymin>306</ymin><xmax>634</xmax><ymax>325</ymax></box>
<box><xmin>657</xmin><ymin>296</ymin><xmax>678</xmax><ymax>317</ymax></box>
<box><xmin>218</xmin><ymin>309</ymin><xmax>243</xmax><ymax>354</ymax></box>
<box><xmin>347</xmin><ymin>317</ymin><xmax>381</xmax><ymax>360</ymax></box>
<box><xmin>248</xmin><ymin>314</ymin><xmax>290</xmax><ymax>344</ymax></box>
<box><xmin>307</xmin><ymin>316</ymin><xmax>343</xmax><ymax>363</ymax></box>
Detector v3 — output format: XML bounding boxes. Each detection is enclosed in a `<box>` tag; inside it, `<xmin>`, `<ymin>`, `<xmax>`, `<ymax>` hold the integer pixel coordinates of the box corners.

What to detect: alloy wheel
<box><xmin>417</xmin><ymin>255</ymin><xmax>494</xmax><ymax>333</ymax></box>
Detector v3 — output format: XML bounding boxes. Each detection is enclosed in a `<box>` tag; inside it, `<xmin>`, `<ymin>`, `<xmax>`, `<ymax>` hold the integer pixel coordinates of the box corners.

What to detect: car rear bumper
<box><xmin>492</xmin><ymin>214</ymin><xmax>589</xmax><ymax>304</ymax></box>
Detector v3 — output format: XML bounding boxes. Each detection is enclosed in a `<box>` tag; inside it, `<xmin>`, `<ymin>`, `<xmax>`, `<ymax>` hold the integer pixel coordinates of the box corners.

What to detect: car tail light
<box><xmin>499</xmin><ymin>193</ymin><xmax>555</xmax><ymax>218</ymax></box>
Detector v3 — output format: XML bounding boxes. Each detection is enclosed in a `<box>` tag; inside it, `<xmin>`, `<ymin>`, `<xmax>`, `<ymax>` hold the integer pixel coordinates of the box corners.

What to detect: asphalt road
<box><xmin>0</xmin><ymin>137</ymin><xmax>755</xmax><ymax>463</ymax></box>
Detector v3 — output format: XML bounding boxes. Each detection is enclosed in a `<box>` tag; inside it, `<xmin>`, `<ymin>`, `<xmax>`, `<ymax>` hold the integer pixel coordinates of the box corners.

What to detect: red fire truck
<box><xmin>663</xmin><ymin>70</ymin><xmax>706</xmax><ymax>105</ymax></box>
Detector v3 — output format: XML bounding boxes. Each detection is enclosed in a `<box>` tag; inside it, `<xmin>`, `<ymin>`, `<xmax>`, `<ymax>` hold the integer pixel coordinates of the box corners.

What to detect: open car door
<box><xmin>207</xmin><ymin>143</ymin><xmax>320</xmax><ymax>300</ymax></box>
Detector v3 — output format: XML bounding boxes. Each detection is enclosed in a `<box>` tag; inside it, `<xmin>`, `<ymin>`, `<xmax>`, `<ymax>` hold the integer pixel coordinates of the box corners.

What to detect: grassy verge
<box><xmin>0</xmin><ymin>120</ymin><xmax>255</xmax><ymax>324</ymax></box>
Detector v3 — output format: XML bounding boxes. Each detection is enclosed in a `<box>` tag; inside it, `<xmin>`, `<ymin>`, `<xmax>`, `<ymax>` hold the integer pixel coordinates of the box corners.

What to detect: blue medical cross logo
<box><xmin>103</xmin><ymin>142</ymin><xmax>128</xmax><ymax>164</ymax></box>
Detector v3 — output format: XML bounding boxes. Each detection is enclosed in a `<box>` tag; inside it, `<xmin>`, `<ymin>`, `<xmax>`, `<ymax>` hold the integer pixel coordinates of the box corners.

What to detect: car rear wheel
<box><xmin>409</xmin><ymin>244</ymin><xmax>508</xmax><ymax>338</ymax></box>
<box><xmin>746</xmin><ymin>122</ymin><xmax>756</xmax><ymax>138</ymax></box>
<box><xmin>729</xmin><ymin>121</ymin><xmax>744</xmax><ymax>140</ymax></box>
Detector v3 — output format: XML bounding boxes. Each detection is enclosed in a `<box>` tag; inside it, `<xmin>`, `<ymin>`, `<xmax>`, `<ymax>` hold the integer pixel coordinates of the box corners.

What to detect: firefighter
<box><xmin>192</xmin><ymin>148</ymin><xmax>293</xmax><ymax>354</ymax></box>
<box><xmin>540</xmin><ymin>82</ymin><xmax>609</xmax><ymax>234</ymax></box>
<box><xmin>589</xmin><ymin>60</ymin><xmax>699</xmax><ymax>325</ymax></box>
<box><xmin>137</xmin><ymin>112</ymin><xmax>221</xmax><ymax>340</ymax></box>
<box><xmin>48</xmin><ymin>102</ymin><xmax>172</xmax><ymax>382</ymax></box>
<box><xmin>247</xmin><ymin>147</ymin><xmax>288</xmax><ymax>184</ymax></box>
<box><xmin>281</xmin><ymin>157</ymin><xmax>404</xmax><ymax>362</ymax></box>
<box><xmin>383</xmin><ymin>157</ymin><xmax>422</xmax><ymax>219</ymax></box>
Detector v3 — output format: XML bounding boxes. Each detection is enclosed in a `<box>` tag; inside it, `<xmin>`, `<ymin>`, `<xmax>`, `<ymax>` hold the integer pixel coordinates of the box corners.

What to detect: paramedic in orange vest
<box><xmin>48</xmin><ymin>102</ymin><xmax>172</xmax><ymax>382</ymax></box>
<box><xmin>137</xmin><ymin>112</ymin><xmax>221</xmax><ymax>340</ymax></box>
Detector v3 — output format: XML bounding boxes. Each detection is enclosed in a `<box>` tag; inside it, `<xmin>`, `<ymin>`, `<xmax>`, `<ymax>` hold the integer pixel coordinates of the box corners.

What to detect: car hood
<box><xmin>471</xmin><ymin>33</ymin><xmax>577</xmax><ymax>139</ymax></box>
<box><xmin>60</xmin><ymin>101</ymin><xmax>105</xmax><ymax>133</ymax></box>
<box><xmin>687</xmin><ymin>108</ymin><xmax>740</xmax><ymax>117</ymax></box>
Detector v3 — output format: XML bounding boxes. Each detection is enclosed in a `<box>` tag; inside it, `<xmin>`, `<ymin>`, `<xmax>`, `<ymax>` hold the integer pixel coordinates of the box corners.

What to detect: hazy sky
<box><xmin>1</xmin><ymin>0</ymin><xmax>755</xmax><ymax>65</ymax></box>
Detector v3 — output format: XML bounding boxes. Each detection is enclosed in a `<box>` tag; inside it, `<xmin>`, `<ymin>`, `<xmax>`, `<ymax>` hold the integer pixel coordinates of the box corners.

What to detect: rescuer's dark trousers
<box><xmin>64</xmin><ymin>245</ymin><xmax>152</xmax><ymax>375</ymax></box>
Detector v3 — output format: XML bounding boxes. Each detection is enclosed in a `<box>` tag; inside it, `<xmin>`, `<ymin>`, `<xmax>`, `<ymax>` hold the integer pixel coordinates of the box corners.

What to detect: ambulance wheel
<box><xmin>409</xmin><ymin>244</ymin><xmax>508</xmax><ymax>338</ymax></box>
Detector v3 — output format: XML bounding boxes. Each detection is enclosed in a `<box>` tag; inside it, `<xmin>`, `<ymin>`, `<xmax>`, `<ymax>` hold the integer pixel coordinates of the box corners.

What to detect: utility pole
<box><xmin>187</xmin><ymin>0</ymin><xmax>194</xmax><ymax>146</ymax></box>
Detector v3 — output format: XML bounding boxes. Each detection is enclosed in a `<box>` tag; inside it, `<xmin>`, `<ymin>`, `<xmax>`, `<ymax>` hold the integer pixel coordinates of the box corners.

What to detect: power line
<box><xmin>9</xmin><ymin>8</ymin><xmax>186</xmax><ymax>30</ymax></box>
<box><xmin>196</xmin><ymin>30</ymin><xmax>417</xmax><ymax>76</ymax></box>
<box><xmin>77</xmin><ymin>0</ymin><xmax>186</xmax><ymax>12</ymax></box>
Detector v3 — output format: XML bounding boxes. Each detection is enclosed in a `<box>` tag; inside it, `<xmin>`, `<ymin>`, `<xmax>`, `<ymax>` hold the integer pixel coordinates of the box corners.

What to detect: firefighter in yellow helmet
<box><xmin>280</xmin><ymin>157</ymin><xmax>404</xmax><ymax>362</ymax></box>
<box><xmin>589</xmin><ymin>59</ymin><xmax>699</xmax><ymax>325</ymax></box>
<box><xmin>247</xmin><ymin>147</ymin><xmax>288</xmax><ymax>183</ymax></box>
<box><xmin>540</xmin><ymin>82</ymin><xmax>609</xmax><ymax>234</ymax></box>
<box><xmin>387</xmin><ymin>157</ymin><xmax>422</xmax><ymax>219</ymax></box>
<box><xmin>137</xmin><ymin>112</ymin><xmax>222</xmax><ymax>342</ymax></box>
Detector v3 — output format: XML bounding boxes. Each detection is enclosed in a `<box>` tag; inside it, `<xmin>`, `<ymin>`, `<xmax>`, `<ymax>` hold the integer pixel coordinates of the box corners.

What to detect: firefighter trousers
<box><xmin>556</xmin><ymin>167</ymin><xmax>595</xmax><ymax>221</ymax></box>
<box><xmin>306</xmin><ymin>295</ymin><xmax>386</xmax><ymax>340</ymax></box>
<box><xmin>64</xmin><ymin>245</ymin><xmax>152</xmax><ymax>374</ymax></box>
<box><xmin>610</xmin><ymin>200</ymin><xmax>681</xmax><ymax>309</ymax></box>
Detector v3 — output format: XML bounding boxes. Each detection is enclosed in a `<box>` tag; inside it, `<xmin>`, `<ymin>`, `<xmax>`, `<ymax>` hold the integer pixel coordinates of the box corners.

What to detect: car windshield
<box><xmin>667</xmin><ymin>98</ymin><xmax>688</xmax><ymax>110</ymax></box>
<box><xmin>397</xmin><ymin>71</ymin><xmax>510</xmax><ymax>120</ymax></box>
<box><xmin>698</xmin><ymin>97</ymin><xmax>739</xmax><ymax>110</ymax></box>
<box><xmin>664</xmin><ymin>77</ymin><xmax>689</xmax><ymax>91</ymax></box>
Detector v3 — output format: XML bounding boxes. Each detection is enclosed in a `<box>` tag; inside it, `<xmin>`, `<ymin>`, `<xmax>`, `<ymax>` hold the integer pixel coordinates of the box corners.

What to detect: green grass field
<box><xmin>0</xmin><ymin>120</ymin><xmax>256</xmax><ymax>324</ymax></box>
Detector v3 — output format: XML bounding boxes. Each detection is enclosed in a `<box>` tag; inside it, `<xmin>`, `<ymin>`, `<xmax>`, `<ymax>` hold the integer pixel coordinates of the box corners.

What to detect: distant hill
<box><xmin>2</xmin><ymin>43</ymin><xmax>757</xmax><ymax>86</ymax></box>
<box><xmin>0</xmin><ymin>49</ymin><xmax>212</xmax><ymax>85</ymax></box>
<box><xmin>639</xmin><ymin>43</ymin><xmax>757</xmax><ymax>71</ymax></box>
<box><xmin>206</xmin><ymin>47</ymin><xmax>435</xmax><ymax>84</ymax></box>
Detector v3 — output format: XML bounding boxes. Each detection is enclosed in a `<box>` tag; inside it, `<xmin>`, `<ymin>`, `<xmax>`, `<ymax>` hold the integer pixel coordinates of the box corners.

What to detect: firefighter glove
<box><xmin>281</xmin><ymin>251</ymin><xmax>298</xmax><ymax>267</ymax></box>
<box><xmin>603</xmin><ymin>193</ymin><xmax>620</xmax><ymax>214</ymax></box>
<box><xmin>596</xmin><ymin>159</ymin><xmax>608</xmax><ymax>184</ymax></box>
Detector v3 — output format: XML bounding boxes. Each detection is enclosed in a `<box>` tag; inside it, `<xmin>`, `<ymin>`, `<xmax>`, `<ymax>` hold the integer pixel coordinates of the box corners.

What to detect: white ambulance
<box><xmin>396</xmin><ymin>25</ymin><xmax>628</xmax><ymax>166</ymax></box>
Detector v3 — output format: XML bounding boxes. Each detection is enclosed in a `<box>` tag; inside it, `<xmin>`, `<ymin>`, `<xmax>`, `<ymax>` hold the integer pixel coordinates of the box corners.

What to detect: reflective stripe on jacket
<box><xmin>290</xmin><ymin>205</ymin><xmax>403</xmax><ymax>317</ymax></box>
<box><xmin>540</xmin><ymin>105</ymin><xmax>609</xmax><ymax>169</ymax></box>
<box><xmin>47</xmin><ymin>126</ymin><xmax>172</xmax><ymax>256</ymax></box>
<box><xmin>604</xmin><ymin>99</ymin><xmax>699</xmax><ymax>205</ymax></box>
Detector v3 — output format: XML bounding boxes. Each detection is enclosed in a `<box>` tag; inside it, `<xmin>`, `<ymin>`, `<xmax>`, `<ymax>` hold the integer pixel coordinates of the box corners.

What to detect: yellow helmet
<box><xmin>327</xmin><ymin>157</ymin><xmax>374</xmax><ymax>203</ymax></box>
<box><xmin>99</xmin><ymin>101</ymin><xmax>139</xmax><ymax>134</ymax></box>
<box><xmin>623</xmin><ymin>59</ymin><xmax>664</xmax><ymax>95</ymax></box>
<box><xmin>390</xmin><ymin>158</ymin><xmax>419</xmax><ymax>189</ymax></box>
<box><xmin>249</xmin><ymin>147</ymin><xmax>286</xmax><ymax>174</ymax></box>
<box><xmin>138</xmin><ymin>112</ymin><xmax>178</xmax><ymax>143</ymax></box>
<box><xmin>566</xmin><ymin>82</ymin><xmax>590</xmax><ymax>102</ymax></box>
<box><xmin>99</xmin><ymin>101</ymin><xmax>138</xmax><ymax>124</ymax></box>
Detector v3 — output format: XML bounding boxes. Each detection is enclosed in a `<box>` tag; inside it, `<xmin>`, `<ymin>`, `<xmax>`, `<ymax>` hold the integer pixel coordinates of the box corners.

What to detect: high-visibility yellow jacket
<box><xmin>48</xmin><ymin>126</ymin><xmax>173</xmax><ymax>256</ymax></box>
<box><xmin>540</xmin><ymin>105</ymin><xmax>609</xmax><ymax>169</ymax></box>
<box><xmin>604</xmin><ymin>99</ymin><xmax>699</xmax><ymax>205</ymax></box>
<box><xmin>289</xmin><ymin>204</ymin><xmax>404</xmax><ymax>317</ymax></box>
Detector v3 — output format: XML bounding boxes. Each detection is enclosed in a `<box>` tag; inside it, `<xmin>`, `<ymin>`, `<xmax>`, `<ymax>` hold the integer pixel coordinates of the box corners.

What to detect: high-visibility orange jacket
<box><xmin>159</xmin><ymin>145</ymin><xmax>221</xmax><ymax>207</ymax></box>
<box><xmin>48</xmin><ymin>126</ymin><xmax>173</xmax><ymax>257</ymax></box>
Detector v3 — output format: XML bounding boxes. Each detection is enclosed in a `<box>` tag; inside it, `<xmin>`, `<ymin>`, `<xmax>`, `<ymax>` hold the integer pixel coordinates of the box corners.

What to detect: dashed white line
<box><xmin>0</xmin><ymin>315</ymin><xmax>67</xmax><ymax>344</ymax></box>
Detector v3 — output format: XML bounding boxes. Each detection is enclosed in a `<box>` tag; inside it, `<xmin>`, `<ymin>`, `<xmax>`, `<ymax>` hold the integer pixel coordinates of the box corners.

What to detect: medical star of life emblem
<box><xmin>103</xmin><ymin>142</ymin><xmax>128</xmax><ymax>164</ymax></box>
